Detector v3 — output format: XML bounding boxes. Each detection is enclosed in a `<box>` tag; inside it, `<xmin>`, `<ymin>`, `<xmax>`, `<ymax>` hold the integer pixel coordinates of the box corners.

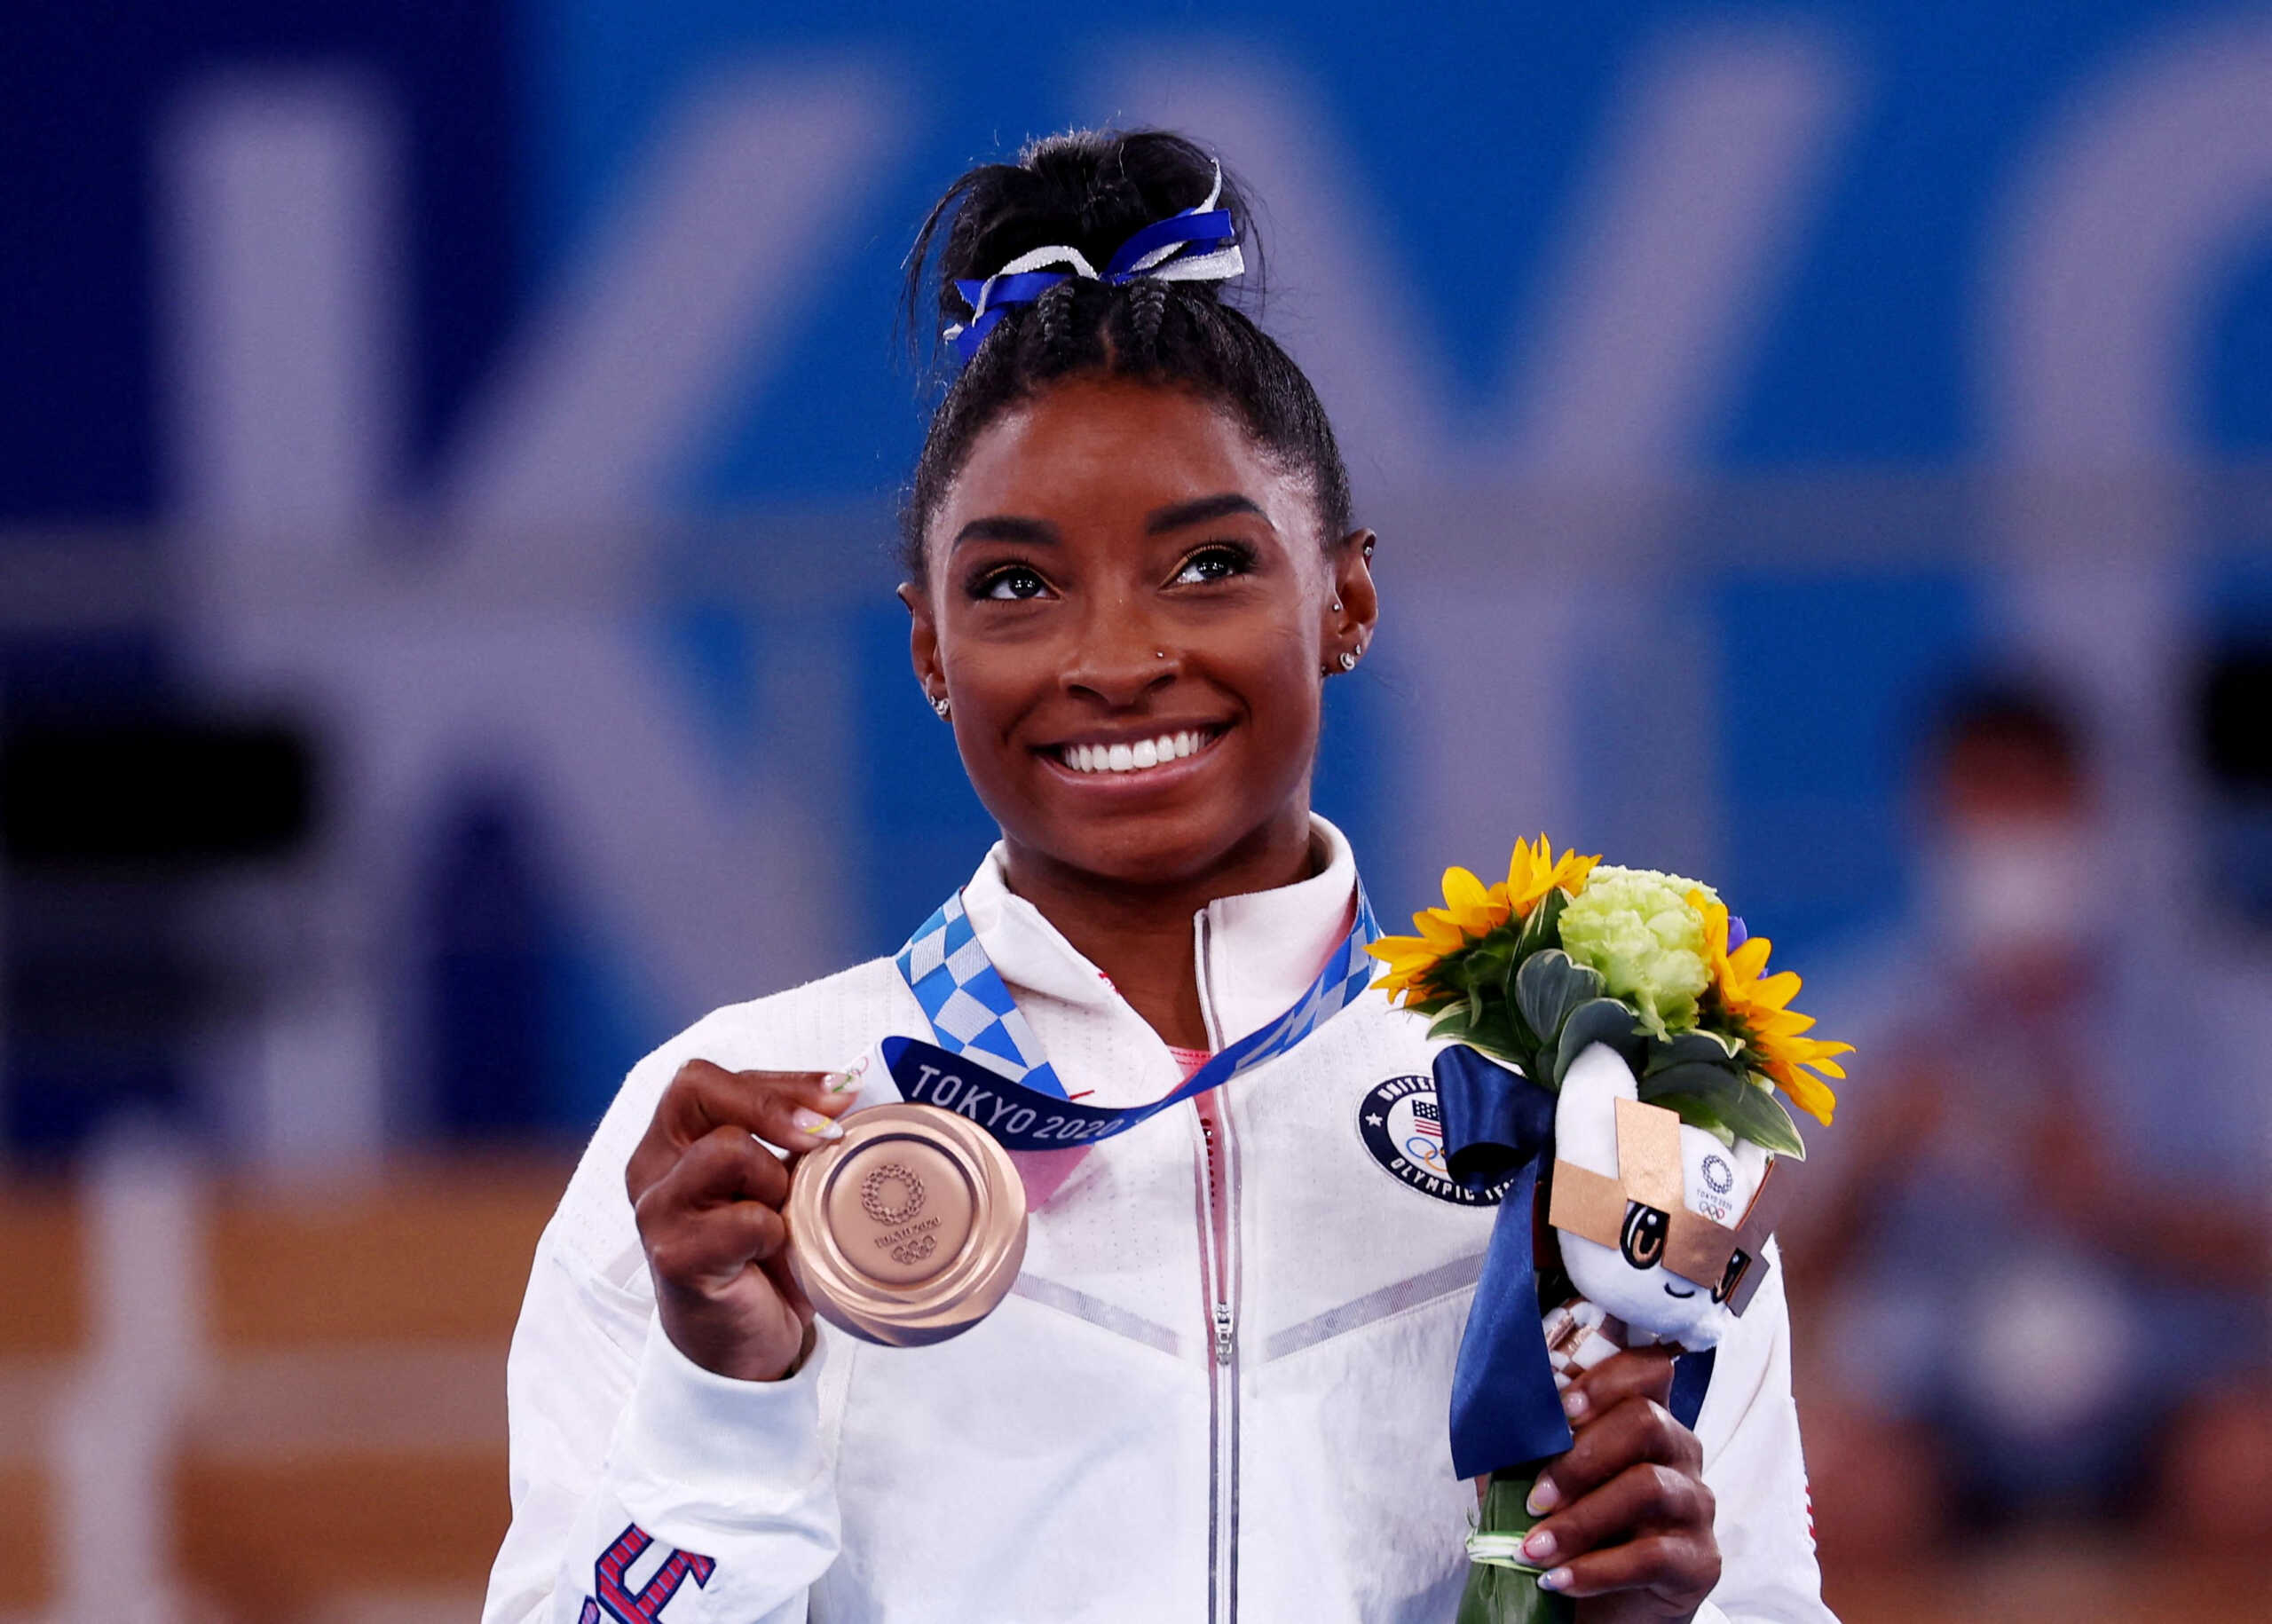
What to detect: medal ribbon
<box><xmin>886</xmin><ymin>885</ymin><xmax>1379</xmax><ymax>1154</ymax></box>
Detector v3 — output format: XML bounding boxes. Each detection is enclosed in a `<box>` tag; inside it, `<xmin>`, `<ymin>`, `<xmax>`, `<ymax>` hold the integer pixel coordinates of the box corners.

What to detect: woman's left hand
<box><xmin>1516</xmin><ymin>1346</ymin><xmax>1722</xmax><ymax>1622</ymax></box>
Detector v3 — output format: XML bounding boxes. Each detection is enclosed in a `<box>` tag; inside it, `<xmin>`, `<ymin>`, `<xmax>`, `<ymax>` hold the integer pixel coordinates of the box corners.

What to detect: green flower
<box><xmin>1556</xmin><ymin>866</ymin><xmax>1719</xmax><ymax>1038</ymax></box>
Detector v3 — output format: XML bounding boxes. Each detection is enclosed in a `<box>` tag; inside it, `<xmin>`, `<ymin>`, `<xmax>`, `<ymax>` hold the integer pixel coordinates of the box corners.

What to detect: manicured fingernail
<box><xmin>1561</xmin><ymin>1388</ymin><xmax>1590</xmax><ymax>1423</ymax></box>
<box><xmin>1521</xmin><ymin>1528</ymin><xmax>1558</xmax><ymax>1564</ymax></box>
<box><xmin>826</xmin><ymin>1059</ymin><xmax>866</xmax><ymax>1092</ymax></box>
<box><xmin>1525</xmin><ymin>1478</ymin><xmax>1561</xmax><ymax>1517</ymax></box>
<box><xmin>791</xmin><ymin>1108</ymin><xmax>844</xmax><ymax>1140</ymax></box>
<box><xmin>1537</xmin><ymin>1567</ymin><xmax>1571</xmax><ymax>1593</ymax></box>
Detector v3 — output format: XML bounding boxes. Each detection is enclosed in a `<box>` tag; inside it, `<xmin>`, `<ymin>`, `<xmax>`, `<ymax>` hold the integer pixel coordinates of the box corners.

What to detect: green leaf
<box><xmin>1473</xmin><ymin>1007</ymin><xmax>1527</xmax><ymax>1067</ymax></box>
<box><xmin>1717</xmin><ymin>1078</ymin><xmax>1808</xmax><ymax>1159</ymax></box>
<box><xmin>1642</xmin><ymin>1030</ymin><xmax>1742</xmax><ymax>1075</ymax></box>
<box><xmin>1647</xmin><ymin>1092</ymin><xmax>1739</xmax><ymax>1147</ymax></box>
<box><xmin>1496</xmin><ymin>956</ymin><xmax>1542</xmax><ymax>1053</ymax></box>
<box><xmin>1463</xmin><ymin>937</ymin><xmax>1516</xmax><ymax>994</ymax></box>
<box><xmin>1550</xmin><ymin>997</ymin><xmax>1647</xmax><ymax>1088</ymax></box>
<box><xmin>1428</xmin><ymin>1008</ymin><xmax>1533</xmax><ymax>1072</ymax></box>
<box><xmin>1514</xmin><ymin>950</ymin><xmax>1605</xmax><ymax>1049</ymax></box>
<box><xmin>1428</xmin><ymin>1007</ymin><xmax>1477</xmax><ymax>1044</ymax></box>
<box><xmin>1635</xmin><ymin>1060</ymin><xmax>1747</xmax><ymax>1108</ymax></box>
<box><xmin>1515</xmin><ymin>885</ymin><xmax>1570</xmax><ymax>959</ymax></box>
<box><xmin>1462</xmin><ymin>1472</ymin><xmax>1576</xmax><ymax>1624</ymax></box>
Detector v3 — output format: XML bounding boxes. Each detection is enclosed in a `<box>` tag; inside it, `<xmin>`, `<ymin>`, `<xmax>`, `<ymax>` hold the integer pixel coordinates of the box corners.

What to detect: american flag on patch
<box><xmin>1409</xmin><ymin>1096</ymin><xmax>1443</xmax><ymax>1139</ymax></box>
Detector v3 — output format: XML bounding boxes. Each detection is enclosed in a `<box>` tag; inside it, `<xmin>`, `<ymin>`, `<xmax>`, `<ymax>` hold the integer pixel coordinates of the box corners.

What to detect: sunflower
<box><xmin>1369</xmin><ymin>836</ymin><xmax>1600</xmax><ymax>1003</ymax></box>
<box><xmin>1691</xmin><ymin>890</ymin><xmax>1849</xmax><ymax>1125</ymax></box>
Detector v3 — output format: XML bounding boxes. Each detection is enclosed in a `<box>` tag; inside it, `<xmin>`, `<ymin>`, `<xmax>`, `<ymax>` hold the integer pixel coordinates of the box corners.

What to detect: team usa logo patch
<box><xmin>580</xmin><ymin>1524</ymin><xmax>716</xmax><ymax>1623</ymax></box>
<box><xmin>1358</xmin><ymin>1075</ymin><xmax>1513</xmax><ymax>1206</ymax></box>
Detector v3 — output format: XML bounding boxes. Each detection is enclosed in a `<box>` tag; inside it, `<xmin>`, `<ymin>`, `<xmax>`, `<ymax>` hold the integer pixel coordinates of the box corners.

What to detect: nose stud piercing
<box><xmin>1155</xmin><ymin>650</ymin><xmax>1166</xmax><ymax>659</ymax></box>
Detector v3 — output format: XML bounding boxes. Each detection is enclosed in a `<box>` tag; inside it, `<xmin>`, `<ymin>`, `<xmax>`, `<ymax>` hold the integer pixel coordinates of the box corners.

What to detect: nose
<box><xmin>1061</xmin><ymin>590</ymin><xmax>1176</xmax><ymax>707</ymax></box>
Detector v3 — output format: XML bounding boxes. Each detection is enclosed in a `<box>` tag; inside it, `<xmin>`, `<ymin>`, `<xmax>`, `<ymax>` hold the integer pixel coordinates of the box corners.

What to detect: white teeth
<box><xmin>1058</xmin><ymin>730</ymin><xmax>1214</xmax><ymax>774</ymax></box>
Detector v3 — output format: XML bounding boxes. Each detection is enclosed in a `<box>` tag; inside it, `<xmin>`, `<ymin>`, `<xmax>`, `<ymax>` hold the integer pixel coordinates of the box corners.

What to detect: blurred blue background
<box><xmin>14</xmin><ymin>0</ymin><xmax>2272</xmax><ymax>1152</ymax></box>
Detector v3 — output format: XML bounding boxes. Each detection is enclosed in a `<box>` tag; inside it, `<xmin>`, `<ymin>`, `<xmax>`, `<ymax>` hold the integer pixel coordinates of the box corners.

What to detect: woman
<box><xmin>486</xmin><ymin>130</ymin><xmax>1828</xmax><ymax>1623</ymax></box>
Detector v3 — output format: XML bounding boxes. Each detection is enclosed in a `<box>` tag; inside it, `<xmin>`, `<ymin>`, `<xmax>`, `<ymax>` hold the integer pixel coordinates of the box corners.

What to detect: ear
<box><xmin>1326</xmin><ymin>528</ymin><xmax>1379</xmax><ymax>658</ymax></box>
<box><xmin>1553</xmin><ymin>1042</ymin><xmax>1637</xmax><ymax>1179</ymax></box>
<box><xmin>900</xmin><ymin>579</ymin><xmax>945</xmax><ymax>706</ymax></box>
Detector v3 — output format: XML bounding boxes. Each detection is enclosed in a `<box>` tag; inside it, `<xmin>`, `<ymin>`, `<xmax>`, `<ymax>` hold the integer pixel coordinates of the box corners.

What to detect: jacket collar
<box><xmin>957</xmin><ymin>816</ymin><xmax>1361</xmax><ymax>1049</ymax></box>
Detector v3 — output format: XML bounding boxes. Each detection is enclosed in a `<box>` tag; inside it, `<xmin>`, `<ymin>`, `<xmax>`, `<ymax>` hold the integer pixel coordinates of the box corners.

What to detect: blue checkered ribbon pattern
<box><xmin>888</xmin><ymin>887</ymin><xmax>1381</xmax><ymax>1153</ymax></box>
<box><xmin>895</xmin><ymin>890</ymin><xmax>1070</xmax><ymax>1100</ymax></box>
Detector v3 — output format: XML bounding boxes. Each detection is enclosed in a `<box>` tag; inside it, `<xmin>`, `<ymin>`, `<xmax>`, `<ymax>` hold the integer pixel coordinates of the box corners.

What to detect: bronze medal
<box><xmin>785</xmin><ymin>1102</ymin><xmax>1028</xmax><ymax>1346</ymax></box>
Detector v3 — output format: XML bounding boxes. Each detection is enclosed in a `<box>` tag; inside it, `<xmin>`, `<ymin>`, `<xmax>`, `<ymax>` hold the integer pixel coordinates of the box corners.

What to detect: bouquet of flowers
<box><xmin>1369</xmin><ymin>838</ymin><xmax>1848</xmax><ymax>1624</ymax></box>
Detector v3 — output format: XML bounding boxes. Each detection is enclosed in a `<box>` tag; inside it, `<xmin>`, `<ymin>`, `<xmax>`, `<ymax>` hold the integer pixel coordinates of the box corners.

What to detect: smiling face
<box><xmin>904</xmin><ymin>375</ymin><xmax>1375</xmax><ymax>896</ymax></box>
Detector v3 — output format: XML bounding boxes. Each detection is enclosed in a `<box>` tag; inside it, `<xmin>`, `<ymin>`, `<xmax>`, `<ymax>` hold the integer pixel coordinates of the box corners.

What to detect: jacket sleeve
<box><xmin>1690</xmin><ymin>1243</ymin><xmax>1836</xmax><ymax>1624</ymax></box>
<box><xmin>482</xmin><ymin>1071</ymin><xmax>844</xmax><ymax>1622</ymax></box>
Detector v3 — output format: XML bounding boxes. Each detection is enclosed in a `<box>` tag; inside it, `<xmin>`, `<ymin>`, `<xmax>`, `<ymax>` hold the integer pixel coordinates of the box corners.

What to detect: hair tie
<box><xmin>943</xmin><ymin>162</ymin><xmax>1244</xmax><ymax>361</ymax></box>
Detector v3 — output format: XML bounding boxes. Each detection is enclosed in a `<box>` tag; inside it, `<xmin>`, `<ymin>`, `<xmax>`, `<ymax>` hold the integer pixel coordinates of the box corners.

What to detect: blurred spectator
<box><xmin>1784</xmin><ymin>682</ymin><xmax>2272</xmax><ymax>1559</ymax></box>
<box><xmin>422</xmin><ymin>784</ymin><xmax>552</xmax><ymax>1139</ymax></box>
<box><xmin>1</xmin><ymin>702</ymin><xmax>317</xmax><ymax>1158</ymax></box>
<box><xmin>2198</xmin><ymin>644</ymin><xmax>2272</xmax><ymax>934</ymax></box>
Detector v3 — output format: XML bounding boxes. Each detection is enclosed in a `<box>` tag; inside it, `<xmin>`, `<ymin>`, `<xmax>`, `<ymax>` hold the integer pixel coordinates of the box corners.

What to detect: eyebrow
<box><xmin>948</xmin><ymin>492</ymin><xmax>1267</xmax><ymax>551</ymax></box>
<box><xmin>1146</xmin><ymin>493</ymin><xmax>1266</xmax><ymax>534</ymax></box>
<box><xmin>951</xmin><ymin>515</ymin><xmax>1061</xmax><ymax>550</ymax></box>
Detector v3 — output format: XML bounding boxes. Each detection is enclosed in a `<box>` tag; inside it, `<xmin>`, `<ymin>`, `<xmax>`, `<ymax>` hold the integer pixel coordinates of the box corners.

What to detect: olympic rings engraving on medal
<box><xmin>786</xmin><ymin>1102</ymin><xmax>1029</xmax><ymax>1348</ymax></box>
<box><xmin>860</xmin><ymin>1163</ymin><xmax>928</xmax><ymax>1226</ymax></box>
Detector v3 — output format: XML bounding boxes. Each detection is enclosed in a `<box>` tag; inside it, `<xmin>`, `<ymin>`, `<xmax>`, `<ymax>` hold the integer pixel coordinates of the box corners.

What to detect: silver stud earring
<box><xmin>1338</xmin><ymin>650</ymin><xmax>1358</xmax><ymax>671</ymax></box>
<box><xmin>1331</xmin><ymin>598</ymin><xmax>1343</xmax><ymax>612</ymax></box>
<box><xmin>931</xmin><ymin>692</ymin><xmax>951</xmax><ymax>719</ymax></box>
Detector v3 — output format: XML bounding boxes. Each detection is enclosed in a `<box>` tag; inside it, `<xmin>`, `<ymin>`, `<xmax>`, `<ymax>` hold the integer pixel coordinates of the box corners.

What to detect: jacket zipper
<box><xmin>1193</xmin><ymin>914</ymin><xmax>1240</xmax><ymax>1624</ymax></box>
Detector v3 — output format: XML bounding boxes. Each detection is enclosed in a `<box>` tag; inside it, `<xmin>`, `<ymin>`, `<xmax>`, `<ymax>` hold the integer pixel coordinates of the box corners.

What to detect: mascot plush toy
<box><xmin>1539</xmin><ymin>1043</ymin><xmax>1793</xmax><ymax>1388</ymax></box>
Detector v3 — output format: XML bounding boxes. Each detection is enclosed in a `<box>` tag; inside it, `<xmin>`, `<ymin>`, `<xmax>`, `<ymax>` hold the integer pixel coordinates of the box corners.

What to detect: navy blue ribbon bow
<box><xmin>1434</xmin><ymin>1046</ymin><xmax>1713</xmax><ymax>1481</ymax></box>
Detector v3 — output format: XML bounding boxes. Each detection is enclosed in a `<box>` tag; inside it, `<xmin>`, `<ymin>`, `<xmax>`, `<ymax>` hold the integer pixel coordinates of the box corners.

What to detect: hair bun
<box><xmin>913</xmin><ymin>130</ymin><xmax>1258</xmax><ymax>330</ymax></box>
<box><xmin>900</xmin><ymin>127</ymin><xmax>1348</xmax><ymax>573</ymax></box>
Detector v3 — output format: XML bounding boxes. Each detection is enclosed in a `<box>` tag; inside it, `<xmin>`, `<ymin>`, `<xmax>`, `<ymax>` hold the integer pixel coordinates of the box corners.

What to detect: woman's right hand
<box><xmin>626</xmin><ymin>1060</ymin><xmax>857</xmax><ymax>1383</ymax></box>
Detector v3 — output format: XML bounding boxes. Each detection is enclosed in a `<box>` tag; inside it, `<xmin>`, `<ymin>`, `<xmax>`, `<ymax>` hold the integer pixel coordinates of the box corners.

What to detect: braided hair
<box><xmin>901</xmin><ymin>130</ymin><xmax>1354</xmax><ymax>575</ymax></box>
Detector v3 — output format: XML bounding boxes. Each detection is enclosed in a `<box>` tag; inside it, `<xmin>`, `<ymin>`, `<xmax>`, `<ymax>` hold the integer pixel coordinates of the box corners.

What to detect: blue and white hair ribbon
<box><xmin>943</xmin><ymin>163</ymin><xmax>1245</xmax><ymax>361</ymax></box>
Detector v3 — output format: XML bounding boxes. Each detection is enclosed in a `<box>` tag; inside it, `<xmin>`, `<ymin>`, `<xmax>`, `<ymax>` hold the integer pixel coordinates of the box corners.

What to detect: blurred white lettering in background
<box><xmin>114</xmin><ymin>12</ymin><xmax>2272</xmax><ymax>1166</ymax></box>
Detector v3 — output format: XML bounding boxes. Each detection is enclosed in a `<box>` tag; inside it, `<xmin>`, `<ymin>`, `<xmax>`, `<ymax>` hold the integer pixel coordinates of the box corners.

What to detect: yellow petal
<box><xmin>1728</xmin><ymin>937</ymin><xmax>1774</xmax><ymax>981</ymax></box>
<box><xmin>1778</xmin><ymin>1067</ymin><xmax>1837</xmax><ymax>1125</ymax></box>
<box><xmin>1749</xmin><ymin>970</ymin><xmax>1803</xmax><ymax>1010</ymax></box>
<box><xmin>1441</xmin><ymin>866</ymin><xmax>1488</xmax><ymax>910</ymax></box>
<box><xmin>1416</xmin><ymin>911</ymin><xmax>1467</xmax><ymax>950</ymax></box>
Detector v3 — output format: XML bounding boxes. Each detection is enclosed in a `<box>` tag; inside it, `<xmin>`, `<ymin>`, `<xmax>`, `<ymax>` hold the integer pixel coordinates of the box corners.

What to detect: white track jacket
<box><xmin>486</xmin><ymin>821</ymin><xmax>1833</xmax><ymax>1623</ymax></box>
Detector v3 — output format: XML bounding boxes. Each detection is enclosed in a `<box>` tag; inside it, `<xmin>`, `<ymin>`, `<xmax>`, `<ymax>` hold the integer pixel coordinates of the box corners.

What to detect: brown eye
<box><xmin>977</xmin><ymin>565</ymin><xmax>1050</xmax><ymax>601</ymax></box>
<box><xmin>1620</xmin><ymin>1201</ymin><xmax>1669</xmax><ymax>1269</ymax></box>
<box><xmin>1171</xmin><ymin>542</ymin><xmax>1255</xmax><ymax>585</ymax></box>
